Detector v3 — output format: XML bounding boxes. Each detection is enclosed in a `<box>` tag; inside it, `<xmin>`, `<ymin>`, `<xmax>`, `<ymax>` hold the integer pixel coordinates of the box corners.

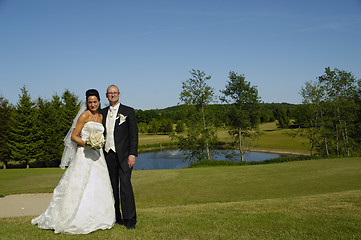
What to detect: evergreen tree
<box><xmin>61</xmin><ymin>89</ymin><xmax>80</xmax><ymax>132</ymax></box>
<box><xmin>36</xmin><ymin>95</ymin><xmax>64</xmax><ymax>166</ymax></box>
<box><xmin>33</xmin><ymin>97</ymin><xmax>48</xmax><ymax>166</ymax></box>
<box><xmin>0</xmin><ymin>96</ymin><xmax>13</xmax><ymax>169</ymax></box>
<box><xmin>9</xmin><ymin>86</ymin><xmax>42</xmax><ymax>168</ymax></box>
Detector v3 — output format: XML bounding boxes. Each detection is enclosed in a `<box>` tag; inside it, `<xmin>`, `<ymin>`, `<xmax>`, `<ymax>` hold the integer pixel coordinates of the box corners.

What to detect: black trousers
<box><xmin>104</xmin><ymin>150</ymin><xmax>136</xmax><ymax>225</ymax></box>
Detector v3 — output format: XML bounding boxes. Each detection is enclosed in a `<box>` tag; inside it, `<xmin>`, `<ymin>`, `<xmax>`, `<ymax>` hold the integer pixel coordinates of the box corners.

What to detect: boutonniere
<box><xmin>116</xmin><ymin>113</ymin><xmax>127</xmax><ymax>125</ymax></box>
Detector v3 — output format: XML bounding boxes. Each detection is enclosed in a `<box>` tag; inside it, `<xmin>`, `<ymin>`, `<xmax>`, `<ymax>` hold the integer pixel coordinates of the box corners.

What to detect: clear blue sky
<box><xmin>1</xmin><ymin>0</ymin><xmax>360</xmax><ymax>110</ymax></box>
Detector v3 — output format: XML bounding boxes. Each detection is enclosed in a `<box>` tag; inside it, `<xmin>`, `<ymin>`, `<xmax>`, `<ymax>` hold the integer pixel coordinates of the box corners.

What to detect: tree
<box><xmin>36</xmin><ymin>95</ymin><xmax>65</xmax><ymax>167</ymax></box>
<box><xmin>8</xmin><ymin>86</ymin><xmax>42</xmax><ymax>168</ymax></box>
<box><xmin>300</xmin><ymin>79</ymin><xmax>331</xmax><ymax>156</ymax></box>
<box><xmin>175</xmin><ymin>120</ymin><xmax>185</xmax><ymax>133</ymax></box>
<box><xmin>0</xmin><ymin>96</ymin><xmax>13</xmax><ymax>169</ymax></box>
<box><xmin>220</xmin><ymin>71</ymin><xmax>260</xmax><ymax>161</ymax></box>
<box><xmin>136</xmin><ymin>109</ymin><xmax>160</xmax><ymax>124</ymax></box>
<box><xmin>148</xmin><ymin>118</ymin><xmax>161</xmax><ymax>134</ymax></box>
<box><xmin>319</xmin><ymin>67</ymin><xmax>359</xmax><ymax>156</ymax></box>
<box><xmin>160</xmin><ymin>118</ymin><xmax>173</xmax><ymax>134</ymax></box>
<box><xmin>276</xmin><ymin>108</ymin><xmax>290</xmax><ymax>128</ymax></box>
<box><xmin>4</xmin><ymin>89</ymin><xmax>81</xmax><ymax>168</ymax></box>
<box><xmin>137</xmin><ymin>122</ymin><xmax>149</xmax><ymax>133</ymax></box>
<box><xmin>172</xmin><ymin>69</ymin><xmax>218</xmax><ymax>162</ymax></box>
<box><xmin>61</xmin><ymin>89</ymin><xmax>80</xmax><ymax>134</ymax></box>
<box><xmin>34</xmin><ymin>97</ymin><xmax>49</xmax><ymax>166</ymax></box>
<box><xmin>49</xmin><ymin>94</ymin><xmax>67</xmax><ymax>166</ymax></box>
<box><xmin>300</xmin><ymin>67</ymin><xmax>360</xmax><ymax>156</ymax></box>
<box><xmin>352</xmin><ymin>79</ymin><xmax>361</xmax><ymax>151</ymax></box>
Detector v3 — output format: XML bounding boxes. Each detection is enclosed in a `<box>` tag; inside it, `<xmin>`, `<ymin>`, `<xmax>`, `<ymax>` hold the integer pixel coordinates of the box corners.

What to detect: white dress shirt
<box><xmin>104</xmin><ymin>103</ymin><xmax>120</xmax><ymax>153</ymax></box>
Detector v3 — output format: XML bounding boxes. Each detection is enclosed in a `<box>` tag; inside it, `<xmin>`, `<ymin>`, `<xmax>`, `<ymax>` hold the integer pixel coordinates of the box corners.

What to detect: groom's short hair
<box><xmin>106</xmin><ymin>85</ymin><xmax>119</xmax><ymax>93</ymax></box>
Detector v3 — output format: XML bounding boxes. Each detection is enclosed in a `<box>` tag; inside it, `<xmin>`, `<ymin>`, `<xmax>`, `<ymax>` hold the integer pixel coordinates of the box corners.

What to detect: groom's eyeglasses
<box><xmin>107</xmin><ymin>92</ymin><xmax>119</xmax><ymax>95</ymax></box>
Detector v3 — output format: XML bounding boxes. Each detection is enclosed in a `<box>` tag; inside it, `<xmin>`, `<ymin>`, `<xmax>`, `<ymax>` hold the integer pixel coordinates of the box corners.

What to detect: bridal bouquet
<box><xmin>86</xmin><ymin>132</ymin><xmax>105</xmax><ymax>150</ymax></box>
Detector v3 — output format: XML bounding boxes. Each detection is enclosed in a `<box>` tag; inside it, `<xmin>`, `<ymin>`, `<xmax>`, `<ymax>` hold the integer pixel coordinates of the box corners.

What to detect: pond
<box><xmin>134</xmin><ymin>149</ymin><xmax>281</xmax><ymax>170</ymax></box>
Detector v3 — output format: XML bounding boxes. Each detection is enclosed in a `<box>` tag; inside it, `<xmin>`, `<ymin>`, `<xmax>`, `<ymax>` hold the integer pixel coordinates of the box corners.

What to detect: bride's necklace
<box><xmin>91</xmin><ymin>113</ymin><xmax>98</xmax><ymax>122</ymax></box>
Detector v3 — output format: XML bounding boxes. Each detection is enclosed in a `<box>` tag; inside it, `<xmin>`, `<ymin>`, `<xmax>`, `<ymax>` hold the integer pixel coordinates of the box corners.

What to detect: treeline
<box><xmin>135</xmin><ymin>102</ymin><xmax>298</xmax><ymax>133</ymax></box>
<box><xmin>1</xmin><ymin>67</ymin><xmax>360</xmax><ymax>168</ymax></box>
<box><xmin>0</xmin><ymin>86</ymin><xmax>297</xmax><ymax>169</ymax></box>
<box><xmin>0</xmin><ymin>87</ymin><xmax>80</xmax><ymax>169</ymax></box>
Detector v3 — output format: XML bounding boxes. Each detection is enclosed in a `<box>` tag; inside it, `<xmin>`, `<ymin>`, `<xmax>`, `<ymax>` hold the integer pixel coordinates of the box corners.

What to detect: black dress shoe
<box><xmin>116</xmin><ymin>220</ymin><xmax>126</xmax><ymax>226</ymax></box>
<box><xmin>126</xmin><ymin>223</ymin><xmax>136</xmax><ymax>230</ymax></box>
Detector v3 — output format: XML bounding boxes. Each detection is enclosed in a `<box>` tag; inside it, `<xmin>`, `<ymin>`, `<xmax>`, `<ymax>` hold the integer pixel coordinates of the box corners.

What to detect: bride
<box><xmin>31</xmin><ymin>89</ymin><xmax>115</xmax><ymax>234</ymax></box>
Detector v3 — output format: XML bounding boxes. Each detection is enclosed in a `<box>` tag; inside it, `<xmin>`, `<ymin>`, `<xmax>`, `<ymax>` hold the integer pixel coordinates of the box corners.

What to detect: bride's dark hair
<box><xmin>85</xmin><ymin>89</ymin><xmax>101</xmax><ymax>111</ymax></box>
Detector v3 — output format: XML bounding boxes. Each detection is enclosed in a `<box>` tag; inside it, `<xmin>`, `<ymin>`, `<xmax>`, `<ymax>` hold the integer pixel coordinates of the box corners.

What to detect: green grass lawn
<box><xmin>1</xmin><ymin>157</ymin><xmax>361</xmax><ymax>239</ymax></box>
<box><xmin>0</xmin><ymin>168</ymin><xmax>65</xmax><ymax>195</ymax></box>
<box><xmin>139</xmin><ymin>133</ymin><xmax>174</xmax><ymax>146</ymax></box>
<box><xmin>252</xmin><ymin>122</ymin><xmax>310</xmax><ymax>155</ymax></box>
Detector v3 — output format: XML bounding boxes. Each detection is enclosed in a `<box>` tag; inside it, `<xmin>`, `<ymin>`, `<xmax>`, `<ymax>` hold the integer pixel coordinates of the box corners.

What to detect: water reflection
<box><xmin>134</xmin><ymin>149</ymin><xmax>281</xmax><ymax>170</ymax></box>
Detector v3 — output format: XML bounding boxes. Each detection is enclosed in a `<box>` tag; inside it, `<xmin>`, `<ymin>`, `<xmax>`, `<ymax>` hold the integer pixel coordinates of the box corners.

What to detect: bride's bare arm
<box><xmin>71</xmin><ymin>112</ymin><xmax>88</xmax><ymax>147</ymax></box>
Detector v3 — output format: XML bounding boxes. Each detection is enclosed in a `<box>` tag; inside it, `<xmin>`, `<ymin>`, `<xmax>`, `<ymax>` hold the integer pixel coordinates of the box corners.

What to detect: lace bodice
<box><xmin>81</xmin><ymin>122</ymin><xmax>104</xmax><ymax>141</ymax></box>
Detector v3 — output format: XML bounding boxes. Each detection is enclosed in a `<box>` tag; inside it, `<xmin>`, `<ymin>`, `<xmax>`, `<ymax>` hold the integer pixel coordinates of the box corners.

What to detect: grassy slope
<box><xmin>1</xmin><ymin>157</ymin><xmax>360</xmax><ymax>239</ymax></box>
<box><xmin>251</xmin><ymin>122</ymin><xmax>310</xmax><ymax>155</ymax></box>
<box><xmin>139</xmin><ymin>133</ymin><xmax>174</xmax><ymax>146</ymax></box>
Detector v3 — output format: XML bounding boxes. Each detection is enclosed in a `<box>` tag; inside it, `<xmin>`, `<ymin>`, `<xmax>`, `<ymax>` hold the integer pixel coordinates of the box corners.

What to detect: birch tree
<box><xmin>173</xmin><ymin>69</ymin><xmax>217</xmax><ymax>162</ymax></box>
<box><xmin>220</xmin><ymin>71</ymin><xmax>260</xmax><ymax>161</ymax></box>
<box><xmin>300</xmin><ymin>67</ymin><xmax>359</xmax><ymax>156</ymax></box>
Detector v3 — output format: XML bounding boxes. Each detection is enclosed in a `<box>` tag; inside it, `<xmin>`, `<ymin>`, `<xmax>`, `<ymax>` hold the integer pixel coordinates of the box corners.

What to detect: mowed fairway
<box><xmin>139</xmin><ymin>133</ymin><xmax>174</xmax><ymax>146</ymax></box>
<box><xmin>252</xmin><ymin>122</ymin><xmax>310</xmax><ymax>155</ymax></box>
<box><xmin>1</xmin><ymin>157</ymin><xmax>360</xmax><ymax>239</ymax></box>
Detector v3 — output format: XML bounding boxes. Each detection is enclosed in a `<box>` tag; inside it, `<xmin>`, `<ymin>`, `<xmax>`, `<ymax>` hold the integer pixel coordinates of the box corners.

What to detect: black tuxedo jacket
<box><xmin>101</xmin><ymin>104</ymin><xmax>138</xmax><ymax>172</ymax></box>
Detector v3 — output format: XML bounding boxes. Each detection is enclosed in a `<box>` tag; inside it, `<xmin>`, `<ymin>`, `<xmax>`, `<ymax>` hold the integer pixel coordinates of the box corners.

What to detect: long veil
<box><xmin>60</xmin><ymin>103</ymin><xmax>87</xmax><ymax>169</ymax></box>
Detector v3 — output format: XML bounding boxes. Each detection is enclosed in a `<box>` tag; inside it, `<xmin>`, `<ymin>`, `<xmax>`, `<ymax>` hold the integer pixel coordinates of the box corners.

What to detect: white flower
<box><xmin>86</xmin><ymin>132</ymin><xmax>105</xmax><ymax>150</ymax></box>
<box><xmin>116</xmin><ymin>113</ymin><xmax>127</xmax><ymax>125</ymax></box>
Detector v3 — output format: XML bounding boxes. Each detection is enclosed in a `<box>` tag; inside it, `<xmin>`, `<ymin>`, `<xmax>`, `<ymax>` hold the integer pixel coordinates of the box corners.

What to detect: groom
<box><xmin>101</xmin><ymin>84</ymin><xmax>138</xmax><ymax>230</ymax></box>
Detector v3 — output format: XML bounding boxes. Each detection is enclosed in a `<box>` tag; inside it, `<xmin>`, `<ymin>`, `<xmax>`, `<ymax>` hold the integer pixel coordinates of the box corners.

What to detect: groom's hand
<box><xmin>128</xmin><ymin>155</ymin><xmax>135</xmax><ymax>168</ymax></box>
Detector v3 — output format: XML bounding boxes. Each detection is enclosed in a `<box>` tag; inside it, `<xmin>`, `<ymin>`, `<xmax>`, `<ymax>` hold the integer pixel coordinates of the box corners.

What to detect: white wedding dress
<box><xmin>31</xmin><ymin>122</ymin><xmax>115</xmax><ymax>234</ymax></box>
